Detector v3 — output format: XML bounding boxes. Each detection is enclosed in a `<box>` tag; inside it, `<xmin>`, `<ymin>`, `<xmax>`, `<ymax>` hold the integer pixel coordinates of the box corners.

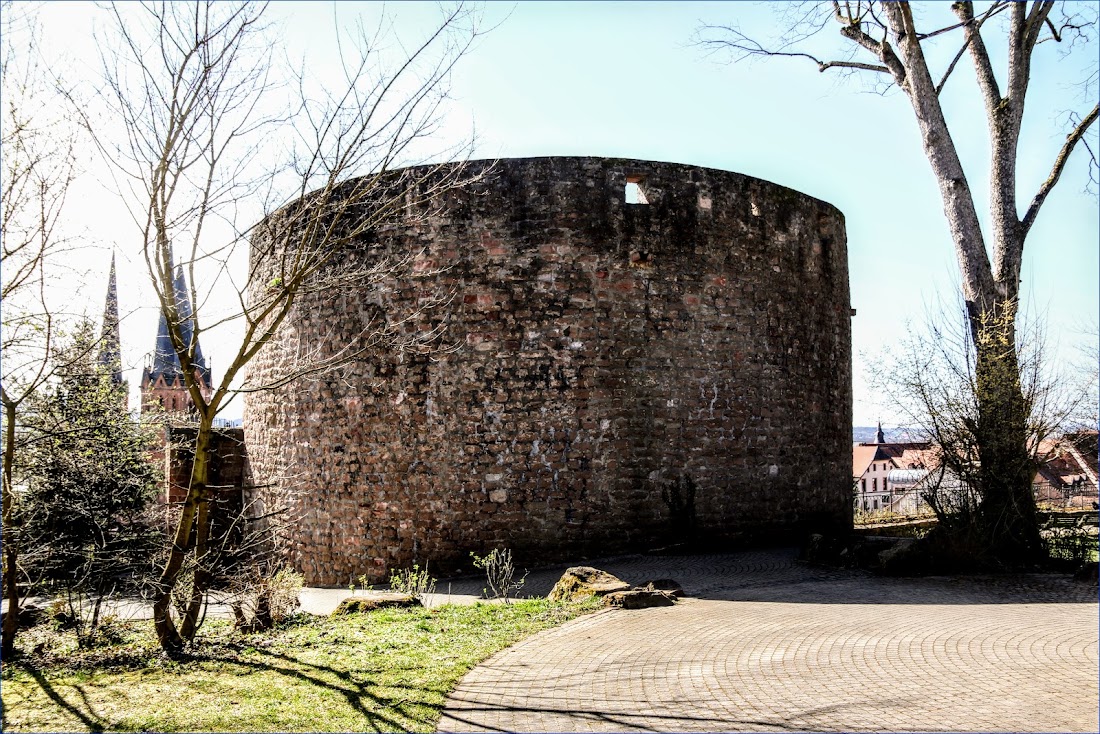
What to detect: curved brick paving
<box><xmin>437</xmin><ymin>548</ymin><xmax>1098</xmax><ymax>732</ymax></box>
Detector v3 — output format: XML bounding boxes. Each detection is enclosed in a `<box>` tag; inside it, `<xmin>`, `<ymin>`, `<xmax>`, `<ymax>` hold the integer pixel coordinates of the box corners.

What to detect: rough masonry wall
<box><xmin>243</xmin><ymin>157</ymin><xmax>852</xmax><ymax>586</ymax></box>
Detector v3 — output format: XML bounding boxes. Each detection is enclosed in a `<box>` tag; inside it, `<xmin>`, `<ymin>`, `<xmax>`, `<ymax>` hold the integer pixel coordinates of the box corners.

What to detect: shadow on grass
<box><xmin>11</xmin><ymin>645</ymin><xmax>446</xmax><ymax>734</ymax></box>
<box><xmin>9</xmin><ymin>662</ymin><xmax>110</xmax><ymax>733</ymax></box>
<box><xmin>232</xmin><ymin>646</ymin><xmax>448</xmax><ymax>732</ymax></box>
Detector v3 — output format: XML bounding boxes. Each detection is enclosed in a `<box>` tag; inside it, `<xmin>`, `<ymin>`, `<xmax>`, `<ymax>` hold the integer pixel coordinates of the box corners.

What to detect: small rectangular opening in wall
<box><xmin>625</xmin><ymin>175</ymin><xmax>648</xmax><ymax>205</ymax></box>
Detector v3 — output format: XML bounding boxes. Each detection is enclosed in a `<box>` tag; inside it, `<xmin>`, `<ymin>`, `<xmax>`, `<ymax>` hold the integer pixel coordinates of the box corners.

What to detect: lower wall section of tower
<box><xmin>243</xmin><ymin>157</ymin><xmax>854</xmax><ymax>587</ymax></box>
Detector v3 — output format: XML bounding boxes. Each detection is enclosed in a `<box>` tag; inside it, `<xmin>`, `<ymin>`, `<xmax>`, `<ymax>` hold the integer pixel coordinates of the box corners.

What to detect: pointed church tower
<box><xmin>875</xmin><ymin>421</ymin><xmax>886</xmax><ymax>444</ymax></box>
<box><xmin>141</xmin><ymin>263</ymin><xmax>213</xmax><ymax>417</ymax></box>
<box><xmin>98</xmin><ymin>253</ymin><xmax>125</xmax><ymax>392</ymax></box>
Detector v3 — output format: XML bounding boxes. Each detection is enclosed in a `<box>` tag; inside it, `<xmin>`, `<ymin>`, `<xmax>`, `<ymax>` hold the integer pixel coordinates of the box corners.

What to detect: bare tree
<box><xmin>84</xmin><ymin>1</ymin><xmax>485</xmax><ymax>651</ymax></box>
<box><xmin>698</xmin><ymin>2</ymin><xmax>1098</xmax><ymax>565</ymax></box>
<box><xmin>1</xmin><ymin>3</ymin><xmax>82</xmax><ymax>656</ymax></box>
<box><xmin>870</xmin><ymin>293</ymin><xmax>1096</xmax><ymax>566</ymax></box>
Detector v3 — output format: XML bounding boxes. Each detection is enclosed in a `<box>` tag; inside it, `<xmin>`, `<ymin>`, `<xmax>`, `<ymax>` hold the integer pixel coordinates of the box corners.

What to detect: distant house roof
<box><xmin>858</xmin><ymin>433</ymin><xmax>1098</xmax><ymax>491</ymax></box>
<box><xmin>890</xmin><ymin>445</ymin><xmax>937</xmax><ymax>471</ymax></box>
<box><xmin>853</xmin><ymin>444</ymin><xmax>886</xmax><ymax>478</ymax></box>
<box><xmin>1036</xmin><ymin>431</ymin><xmax>1099</xmax><ymax>487</ymax></box>
<box><xmin>1064</xmin><ymin>431</ymin><xmax>1099</xmax><ymax>484</ymax></box>
<box><xmin>853</xmin><ymin>440</ymin><xmax>934</xmax><ymax>479</ymax></box>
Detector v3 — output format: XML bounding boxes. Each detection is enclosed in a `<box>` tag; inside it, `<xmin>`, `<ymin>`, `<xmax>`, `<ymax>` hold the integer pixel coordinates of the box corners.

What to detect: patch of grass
<box><xmin>1042</xmin><ymin>527</ymin><xmax>1099</xmax><ymax>566</ymax></box>
<box><xmin>853</xmin><ymin>508</ymin><xmax>936</xmax><ymax>527</ymax></box>
<box><xmin>1</xmin><ymin>598</ymin><xmax>602</xmax><ymax>732</ymax></box>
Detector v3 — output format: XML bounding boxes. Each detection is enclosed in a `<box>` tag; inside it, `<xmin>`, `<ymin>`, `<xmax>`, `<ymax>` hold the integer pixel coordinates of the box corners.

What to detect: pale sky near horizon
<box><xmin>15</xmin><ymin>1</ymin><xmax>1100</xmax><ymax>427</ymax></box>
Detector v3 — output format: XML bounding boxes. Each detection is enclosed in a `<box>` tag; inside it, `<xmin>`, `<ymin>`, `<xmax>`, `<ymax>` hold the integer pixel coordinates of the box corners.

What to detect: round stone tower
<box><xmin>243</xmin><ymin>157</ymin><xmax>852</xmax><ymax>586</ymax></box>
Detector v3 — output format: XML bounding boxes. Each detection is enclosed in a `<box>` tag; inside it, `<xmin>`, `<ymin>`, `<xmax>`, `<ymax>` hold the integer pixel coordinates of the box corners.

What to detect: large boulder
<box><xmin>604</xmin><ymin>590</ymin><xmax>677</xmax><ymax>609</ymax></box>
<box><xmin>877</xmin><ymin>538</ymin><xmax>922</xmax><ymax>575</ymax></box>
<box><xmin>548</xmin><ymin>567</ymin><xmax>631</xmax><ymax>601</ymax></box>
<box><xmin>331</xmin><ymin>593</ymin><xmax>421</xmax><ymax>615</ymax></box>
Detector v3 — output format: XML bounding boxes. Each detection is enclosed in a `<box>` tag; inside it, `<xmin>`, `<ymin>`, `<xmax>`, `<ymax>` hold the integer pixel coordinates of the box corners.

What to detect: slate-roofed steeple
<box><xmin>876</xmin><ymin>421</ymin><xmax>886</xmax><ymax>444</ymax></box>
<box><xmin>98</xmin><ymin>252</ymin><xmax>124</xmax><ymax>386</ymax></box>
<box><xmin>144</xmin><ymin>263</ymin><xmax>211</xmax><ymax>390</ymax></box>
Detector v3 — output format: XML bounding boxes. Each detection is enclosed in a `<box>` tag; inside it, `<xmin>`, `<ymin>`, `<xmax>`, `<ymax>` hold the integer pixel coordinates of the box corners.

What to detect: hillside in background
<box><xmin>852</xmin><ymin>426</ymin><xmax>922</xmax><ymax>444</ymax></box>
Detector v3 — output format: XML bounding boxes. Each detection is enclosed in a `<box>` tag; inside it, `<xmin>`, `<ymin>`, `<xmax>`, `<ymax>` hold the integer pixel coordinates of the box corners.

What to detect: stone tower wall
<box><xmin>243</xmin><ymin>157</ymin><xmax>852</xmax><ymax>586</ymax></box>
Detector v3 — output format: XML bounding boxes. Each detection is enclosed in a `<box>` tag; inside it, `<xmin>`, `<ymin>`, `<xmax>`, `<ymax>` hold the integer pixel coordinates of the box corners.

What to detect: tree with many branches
<box><xmin>81</xmin><ymin>0</ymin><xmax>486</xmax><ymax>651</ymax></box>
<box><xmin>17</xmin><ymin>320</ymin><xmax>161</xmax><ymax>638</ymax></box>
<box><xmin>698</xmin><ymin>1</ymin><xmax>1098</xmax><ymax>566</ymax></box>
<box><xmin>1</xmin><ymin>1</ymin><xmax>82</xmax><ymax>656</ymax></box>
<box><xmin>870</xmin><ymin>294</ymin><xmax>1096</xmax><ymax>566</ymax></box>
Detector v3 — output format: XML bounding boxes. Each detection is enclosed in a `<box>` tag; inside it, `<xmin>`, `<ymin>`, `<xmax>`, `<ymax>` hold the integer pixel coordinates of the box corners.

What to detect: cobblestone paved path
<box><xmin>437</xmin><ymin>548</ymin><xmax>1099</xmax><ymax>733</ymax></box>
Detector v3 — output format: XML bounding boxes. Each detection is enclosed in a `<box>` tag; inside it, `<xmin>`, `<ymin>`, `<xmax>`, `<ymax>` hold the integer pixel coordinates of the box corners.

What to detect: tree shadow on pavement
<box><xmin>438</xmin><ymin>701</ymin><xmax>809</xmax><ymax>733</ymax></box>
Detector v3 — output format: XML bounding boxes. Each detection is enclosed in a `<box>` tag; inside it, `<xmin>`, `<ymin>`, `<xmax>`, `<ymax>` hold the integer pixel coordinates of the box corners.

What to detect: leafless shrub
<box><xmin>471</xmin><ymin>548</ymin><xmax>527</xmax><ymax>602</ymax></box>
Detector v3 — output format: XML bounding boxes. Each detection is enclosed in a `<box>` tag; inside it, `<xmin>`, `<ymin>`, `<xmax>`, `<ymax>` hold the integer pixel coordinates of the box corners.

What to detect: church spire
<box><xmin>875</xmin><ymin>421</ymin><xmax>886</xmax><ymax>444</ymax></box>
<box><xmin>149</xmin><ymin>263</ymin><xmax>208</xmax><ymax>381</ymax></box>
<box><xmin>98</xmin><ymin>252</ymin><xmax>124</xmax><ymax>386</ymax></box>
<box><xmin>142</xmin><ymin>258</ymin><xmax>212</xmax><ymax>417</ymax></box>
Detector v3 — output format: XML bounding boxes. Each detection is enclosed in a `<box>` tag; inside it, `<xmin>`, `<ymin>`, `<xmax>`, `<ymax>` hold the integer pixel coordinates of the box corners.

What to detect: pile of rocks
<box><xmin>548</xmin><ymin>566</ymin><xmax>684</xmax><ymax>609</ymax></box>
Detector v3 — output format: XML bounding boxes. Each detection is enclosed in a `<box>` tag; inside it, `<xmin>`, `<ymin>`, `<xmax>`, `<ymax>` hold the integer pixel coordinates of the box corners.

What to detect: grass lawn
<box><xmin>1</xmin><ymin>598</ymin><xmax>601</xmax><ymax>732</ymax></box>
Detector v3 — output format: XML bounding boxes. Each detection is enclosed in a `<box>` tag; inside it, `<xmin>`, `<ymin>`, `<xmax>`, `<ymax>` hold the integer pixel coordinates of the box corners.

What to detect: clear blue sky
<box><xmin>30</xmin><ymin>1</ymin><xmax>1099</xmax><ymax>426</ymax></box>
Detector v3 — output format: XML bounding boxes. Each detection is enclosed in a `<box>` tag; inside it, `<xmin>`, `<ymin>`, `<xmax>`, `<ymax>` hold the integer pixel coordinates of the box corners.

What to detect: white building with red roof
<box><xmin>852</xmin><ymin>423</ymin><xmax>935</xmax><ymax>514</ymax></box>
<box><xmin>853</xmin><ymin>427</ymin><xmax>1099</xmax><ymax>515</ymax></box>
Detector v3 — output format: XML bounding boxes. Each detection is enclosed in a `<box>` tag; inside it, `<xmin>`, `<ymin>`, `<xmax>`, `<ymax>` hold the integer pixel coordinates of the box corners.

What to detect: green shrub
<box><xmin>470</xmin><ymin>548</ymin><xmax>527</xmax><ymax>601</ymax></box>
<box><xmin>1043</xmin><ymin>527</ymin><xmax>1099</xmax><ymax>565</ymax></box>
<box><xmin>389</xmin><ymin>564</ymin><xmax>436</xmax><ymax>599</ymax></box>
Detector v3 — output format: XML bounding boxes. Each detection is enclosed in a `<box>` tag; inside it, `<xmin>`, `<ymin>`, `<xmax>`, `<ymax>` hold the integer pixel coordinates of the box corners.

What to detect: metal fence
<box><xmin>1033</xmin><ymin>480</ymin><xmax>1098</xmax><ymax>509</ymax></box>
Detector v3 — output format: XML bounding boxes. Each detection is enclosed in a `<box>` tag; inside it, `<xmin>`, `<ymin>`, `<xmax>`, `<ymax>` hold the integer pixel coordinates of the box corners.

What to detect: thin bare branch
<box><xmin>936</xmin><ymin>3</ymin><xmax>1010</xmax><ymax>95</ymax></box>
<box><xmin>1021</xmin><ymin>103</ymin><xmax>1099</xmax><ymax>234</ymax></box>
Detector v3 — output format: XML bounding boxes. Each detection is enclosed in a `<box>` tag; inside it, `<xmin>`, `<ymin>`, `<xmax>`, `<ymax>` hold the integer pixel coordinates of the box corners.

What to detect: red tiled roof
<box><xmin>1037</xmin><ymin>431</ymin><xmax>1098</xmax><ymax>487</ymax></box>
<box><xmin>852</xmin><ymin>444</ymin><xmax>879</xmax><ymax>478</ymax></box>
<box><xmin>852</xmin><ymin>441</ymin><xmax>934</xmax><ymax>478</ymax></box>
<box><xmin>892</xmin><ymin>446</ymin><xmax>937</xmax><ymax>471</ymax></box>
<box><xmin>1065</xmin><ymin>431</ymin><xmax>1098</xmax><ymax>482</ymax></box>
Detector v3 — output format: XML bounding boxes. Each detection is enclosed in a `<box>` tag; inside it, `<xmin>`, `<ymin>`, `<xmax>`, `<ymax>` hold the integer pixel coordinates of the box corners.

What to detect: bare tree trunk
<box><xmin>882</xmin><ymin>3</ymin><xmax>1042</xmax><ymax>566</ymax></box>
<box><xmin>696</xmin><ymin>0</ymin><xmax>1098</xmax><ymax>568</ymax></box>
<box><xmin>2</xmin><ymin>400</ymin><xmax>20</xmax><ymax>657</ymax></box>
<box><xmin>179</xmin><ymin>434</ymin><xmax>212</xmax><ymax>641</ymax></box>
<box><xmin>151</xmin><ymin>521</ymin><xmax>191</xmax><ymax>651</ymax></box>
<box><xmin>151</xmin><ymin>422</ymin><xmax>212</xmax><ymax>651</ymax></box>
<box><xmin>970</xmin><ymin>300</ymin><xmax>1044</xmax><ymax>565</ymax></box>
